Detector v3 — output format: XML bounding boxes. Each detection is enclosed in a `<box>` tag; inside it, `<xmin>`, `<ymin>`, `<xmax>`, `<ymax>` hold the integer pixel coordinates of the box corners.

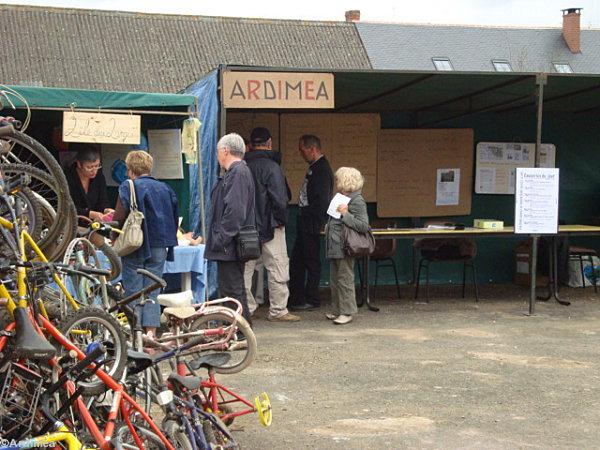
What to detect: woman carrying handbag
<box><xmin>325</xmin><ymin>167</ymin><xmax>370</xmax><ymax>325</ymax></box>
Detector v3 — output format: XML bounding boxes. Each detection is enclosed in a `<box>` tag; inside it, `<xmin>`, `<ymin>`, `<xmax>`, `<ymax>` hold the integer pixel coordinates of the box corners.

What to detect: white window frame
<box><xmin>492</xmin><ymin>60</ymin><xmax>512</xmax><ymax>72</ymax></box>
<box><xmin>432</xmin><ymin>58</ymin><xmax>454</xmax><ymax>71</ymax></box>
<box><xmin>553</xmin><ymin>62</ymin><xmax>573</xmax><ymax>73</ymax></box>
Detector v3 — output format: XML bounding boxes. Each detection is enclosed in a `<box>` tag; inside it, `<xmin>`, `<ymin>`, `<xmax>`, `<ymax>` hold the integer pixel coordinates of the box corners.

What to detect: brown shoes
<box><xmin>267</xmin><ymin>312</ymin><xmax>301</xmax><ymax>322</ymax></box>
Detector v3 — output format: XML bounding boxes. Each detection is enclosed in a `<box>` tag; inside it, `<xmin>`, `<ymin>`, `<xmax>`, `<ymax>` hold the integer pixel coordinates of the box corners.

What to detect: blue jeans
<box><xmin>121</xmin><ymin>246</ymin><xmax>167</xmax><ymax>328</ymax></box>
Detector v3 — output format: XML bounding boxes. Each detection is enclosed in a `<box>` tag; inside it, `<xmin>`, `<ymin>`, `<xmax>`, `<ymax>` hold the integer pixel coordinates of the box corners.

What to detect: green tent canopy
<box><xmin>2</xmin><ymin>85</ymin><xmax>195</xmax><ymax>110</ymax></box>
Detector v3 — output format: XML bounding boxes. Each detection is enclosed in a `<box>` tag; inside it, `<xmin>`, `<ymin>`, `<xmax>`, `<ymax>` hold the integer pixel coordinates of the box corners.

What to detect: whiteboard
<box><xmin>475</xmin><ymin>142</ymin><xmax>555</xmax><ymax>194</ymax></box>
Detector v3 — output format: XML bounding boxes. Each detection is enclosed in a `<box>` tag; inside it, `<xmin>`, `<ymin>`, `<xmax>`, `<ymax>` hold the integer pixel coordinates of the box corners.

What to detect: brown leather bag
<box><xmin>342</xmin><ymin>224</ymin><xmax>376</xmax><ymax>257</ymax></box>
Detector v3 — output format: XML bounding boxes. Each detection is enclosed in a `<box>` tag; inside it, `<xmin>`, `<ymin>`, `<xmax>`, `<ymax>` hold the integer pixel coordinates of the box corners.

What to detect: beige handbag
<box><xmin>113</xmin><ymin>179</ymin><xmax>144</xmax><ymax>257</ymax></box>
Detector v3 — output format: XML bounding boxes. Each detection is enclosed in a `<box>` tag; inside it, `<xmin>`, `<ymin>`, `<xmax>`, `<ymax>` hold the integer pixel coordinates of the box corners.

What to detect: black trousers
<box><xmin>289</xmin><ymin>231</ymin><xmax>322</xmax><ymax>306</ymax></box>
<box><xmin>217</xmin><ymin>260</ymin><xmax>252</xmax><ymax>326</ymax></box>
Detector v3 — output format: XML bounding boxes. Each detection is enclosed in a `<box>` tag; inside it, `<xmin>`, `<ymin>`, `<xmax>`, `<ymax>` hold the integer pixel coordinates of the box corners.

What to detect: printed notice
<box><xmin>327</xmin><ymin>193</ymin><xmax>351</xmax><ymax>219</ymax></box>
<box><xmin>148</xmin><ymin>129</ymin><xmax>183</xmax><ymax>179</ymax></box>
<box><xmin>436</xmin><ymin>168</ymin><xmax>460</xmax><ymax>206</ymax></box>
<box><xmin>514</xmin><ymin>168</ymin><xmax>559</xmax><ymax>234</ymax></box>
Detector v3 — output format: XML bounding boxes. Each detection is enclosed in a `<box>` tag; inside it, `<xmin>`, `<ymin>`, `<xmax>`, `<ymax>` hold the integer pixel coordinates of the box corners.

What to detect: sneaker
<box><xmin>325</xmin><ymin>313</ymin><xmax>338</xmax><ymax>320</ymax></box>
<box><xmin>267</xmin><ymin>313</ymin><xmax>301</xmax><ymax>322</ymax></box>
<box><xmin>333</xmin><ymin>315</ymin><xmax>353</xmax><ymax>325</ymax></box>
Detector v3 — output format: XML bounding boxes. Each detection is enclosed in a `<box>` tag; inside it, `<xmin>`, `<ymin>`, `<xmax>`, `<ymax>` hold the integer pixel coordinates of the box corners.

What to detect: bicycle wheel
<box><xmin>188</xmin><ymin>309</ymin><xmax>257</xmax><ymax>375</ymax></box>
<box><xmin>57</xmin><ymin>306</ymin><xmax>127</xmax><ymax>395</ymax></box>
<box><xmin>113</xmin><ymin>422</ymin><xmax>167</xmax><ymax>450</ymax></box>
<box><xmin>0</xmin><ymin>188</ymin><xmax>43</xmax><ymax>259</ymax></box>
<box><xmin>202</xmin><ymin>413</ymin><xmax>239</xmax><ymax>449</ymax></box>
<box><xmin>162</xmin><ymin>419</ymin><xmax>194</xmax><ymax>450</ymax></box>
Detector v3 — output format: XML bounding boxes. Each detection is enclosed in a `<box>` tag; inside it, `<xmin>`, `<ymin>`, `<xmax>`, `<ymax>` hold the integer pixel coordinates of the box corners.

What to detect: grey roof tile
<box><xmin>357</xmin><ymin>22</ymin><xmax>600</xmax><ymax>74</ymax></box>
<box><xmin>0</xmin><ymin>5</ymin><xmax>370</xmax><ymax>93</ymax></box>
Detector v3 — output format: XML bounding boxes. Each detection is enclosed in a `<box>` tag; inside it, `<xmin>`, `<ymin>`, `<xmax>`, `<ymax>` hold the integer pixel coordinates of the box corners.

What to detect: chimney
<box><xmin>345</xmin><ymin>10</ymin><xmax>360</xmax><ymax>22</ymax></box>
<box><xmin>562</xmin><ymin>8</ymin><xmax>582</xmax><ymax>53</ymax></box>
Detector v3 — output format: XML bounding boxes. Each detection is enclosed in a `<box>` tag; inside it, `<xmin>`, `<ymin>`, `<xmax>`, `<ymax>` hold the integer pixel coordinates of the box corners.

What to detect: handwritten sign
<box><xmin>222</xmin><ymin>72</ymin><xmax>334</xmax><ymax>109</ymax></box>
<box><xmin>148</xmin><ymin>129</ymin><xmax>183</xmax><ymax>179</ymax></box>
<box><xmin>514</xmin><ymin>168</ymin><xmax>559</xmax><ymax>234</ymax></box>
<box><xmin>63</xmin><ymin>112</ymin><xmax>141</xmax><ymax>145</ymax></box>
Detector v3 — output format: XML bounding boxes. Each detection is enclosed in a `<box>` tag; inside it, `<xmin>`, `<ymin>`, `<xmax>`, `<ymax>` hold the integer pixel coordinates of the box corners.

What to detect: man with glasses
<box><xmin>65</xmin><ymin>144</ymin><xmax>114</xmax><ymax>222</ymax></box>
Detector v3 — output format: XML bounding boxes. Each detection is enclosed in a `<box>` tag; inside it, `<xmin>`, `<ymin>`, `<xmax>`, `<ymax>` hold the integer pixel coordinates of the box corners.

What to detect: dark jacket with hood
<box><xmin>205</xmin><ymin>160</ymin><xmax>256</xmax><ymax>261</ymax></box>
<box><xmin>244</xmin><ymin>149</ymin><xmax>289</xmax><ymax>243</ymax></box>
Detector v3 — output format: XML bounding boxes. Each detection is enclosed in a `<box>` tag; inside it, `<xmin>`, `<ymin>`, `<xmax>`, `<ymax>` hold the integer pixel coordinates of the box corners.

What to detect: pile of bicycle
<box><xmin>0</xmin><ymin>116</ymin><xmax>270</xmax><ymax>449</ymax></box>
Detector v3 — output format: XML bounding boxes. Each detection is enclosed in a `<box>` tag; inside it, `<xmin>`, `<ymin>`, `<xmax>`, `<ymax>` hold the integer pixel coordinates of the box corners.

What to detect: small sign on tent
<box><xmin>63</xmin><ymin>111</ymin><xmax>141</xmax><ymax>145</ymax></box>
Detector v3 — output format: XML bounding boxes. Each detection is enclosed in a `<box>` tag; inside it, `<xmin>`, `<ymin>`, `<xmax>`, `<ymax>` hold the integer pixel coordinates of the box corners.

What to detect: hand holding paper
<box><xmin>327</xmin><ymin>193</ymin><xmax>351</xmax><ymax>219</ymax></box>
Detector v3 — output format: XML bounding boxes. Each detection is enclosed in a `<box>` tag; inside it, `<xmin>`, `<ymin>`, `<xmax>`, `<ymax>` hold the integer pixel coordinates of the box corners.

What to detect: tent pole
<box><xmin>15</xmin><ymin>106</ymin><xmax>191</xmax><ymax>116</ymax></box>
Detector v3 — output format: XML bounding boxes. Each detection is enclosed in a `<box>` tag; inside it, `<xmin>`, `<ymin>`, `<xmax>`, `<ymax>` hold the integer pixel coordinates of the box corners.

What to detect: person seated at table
<box><xmin>113</xmin><ymin>150</ymin><xmax>179</xmax><ymax>338</ymax></box>
<box><xmin>325</xmin><ymin>167</ymin><xmax>369</xmax><ymax>325</ymax></box>
<box><xmin>64</xmin><ymin>144</ymin><xmax>114</xmax><ymax>222</ymax></box>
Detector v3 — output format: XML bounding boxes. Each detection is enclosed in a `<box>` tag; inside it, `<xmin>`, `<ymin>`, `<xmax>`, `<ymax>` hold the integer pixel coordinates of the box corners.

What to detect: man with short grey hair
<box><xmin>205</xmin><ymin>133</ymin><xmax>256</xmax><ymax>324</ymax></box>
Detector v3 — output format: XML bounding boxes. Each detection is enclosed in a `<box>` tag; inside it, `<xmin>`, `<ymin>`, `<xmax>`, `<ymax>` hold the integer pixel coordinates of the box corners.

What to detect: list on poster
<box><xmin>514</xmin><ymin>168</ymin><xmax>559</xmax><ymax>234</ymax></box>
<box><xmin>148</xmin><ymin>129</ymin><xmax>183</xmax><ymax>179</ymax></box>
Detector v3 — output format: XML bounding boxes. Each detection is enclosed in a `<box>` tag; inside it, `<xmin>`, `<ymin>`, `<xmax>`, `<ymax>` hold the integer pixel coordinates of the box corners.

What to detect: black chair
<box><xmin>370</xmin><ymin>238</ymin><xmax>401</xmax><ymax>299</ymax></box>
<box><xmin>413</xmin><ymin>222</ymin><xmax>479</xmax><ymax>302</ymax></box>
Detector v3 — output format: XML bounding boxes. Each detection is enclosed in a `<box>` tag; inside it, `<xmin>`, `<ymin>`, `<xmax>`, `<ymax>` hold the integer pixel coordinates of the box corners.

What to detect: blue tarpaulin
<box><xmin>183</xmin><ymin>70</ymin><xmax>219</xmax><ymax>297</ymax></box>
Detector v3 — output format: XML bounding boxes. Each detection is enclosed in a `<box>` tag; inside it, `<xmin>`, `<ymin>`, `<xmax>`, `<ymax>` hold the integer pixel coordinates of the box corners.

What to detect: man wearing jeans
<box><xmin>243</xmin><ymin>127</ymin><xmax>299</xmax><ymax>322</ymax></box>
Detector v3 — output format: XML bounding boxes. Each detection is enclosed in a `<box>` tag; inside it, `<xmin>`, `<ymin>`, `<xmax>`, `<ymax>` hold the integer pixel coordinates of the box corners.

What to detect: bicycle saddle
<box><xmin>126</xmin><ymin>349</ymin><xmax>154</xmax><ymax>374</ymax></box>
<box><xmin>167</xmin><ymin>372</ymin><xmax>201</xmax><ymax>390</ymax></box>
<box><xmin>161</xmin><ymin>306</ymin><xmax>197</xmax><ymax>323</ymax></box>
<box><xmin>189</xmin><ymin>352</ymin><xmax>231</xmax><ymax>371</ymax></box>
<box><xmin>11</xmin><ymin>307</ymin><xmax>56</xmax><ymax>360</ymax></box>
<box><xmin>157</xmin><ymin>290</ymin><xmax>193</xmax><ymax>308</ymax></box>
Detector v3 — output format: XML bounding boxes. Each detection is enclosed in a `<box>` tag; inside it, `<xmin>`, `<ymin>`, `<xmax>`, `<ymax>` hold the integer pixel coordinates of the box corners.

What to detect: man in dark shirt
<box><xmin>65</xmin><ymin>145</ymin><xmax>113</xmax><ymax>221</ymax></box>
<box><xmin>289</xmin><ymin>134</ymin><xmax>333</xmax><ymax>311</ymax></box>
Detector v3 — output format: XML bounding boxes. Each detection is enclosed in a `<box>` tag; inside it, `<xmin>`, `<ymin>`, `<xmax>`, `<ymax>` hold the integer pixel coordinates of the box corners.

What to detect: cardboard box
<box><xmin>474</xmin><ymin>219</ymin><xmax>504</xmax><ymax>229</ymax></box>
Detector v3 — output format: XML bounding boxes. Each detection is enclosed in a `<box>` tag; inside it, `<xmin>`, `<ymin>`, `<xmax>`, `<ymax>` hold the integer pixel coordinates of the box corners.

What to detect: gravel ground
<box><xmin>220</xmin><ymin>284</ymin><xmax>600</xmax><ymax>449</ymax></box>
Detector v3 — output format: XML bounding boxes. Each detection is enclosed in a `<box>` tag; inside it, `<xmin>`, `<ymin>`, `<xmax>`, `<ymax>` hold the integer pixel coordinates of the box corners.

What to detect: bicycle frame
<box><xmin>0</xmin><ymin>424</ymin><xmax>86</xmax><ymax>450</ymax></box>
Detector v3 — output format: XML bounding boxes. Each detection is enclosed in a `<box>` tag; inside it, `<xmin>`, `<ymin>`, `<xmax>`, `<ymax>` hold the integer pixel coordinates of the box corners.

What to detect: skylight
<box><xmin>492</xmin><ymin>60</ymin><xmax>512</xmax><ymax>72</ymax></box>
<box><xmin>553</xmin><ymin>62</ymin><xmax>573</xmax><ymax>73</ymax></box>
<box><xmin>432</xmin><ymin>58</ymin><xmax>454</xmax><ymax>71</ymax></box>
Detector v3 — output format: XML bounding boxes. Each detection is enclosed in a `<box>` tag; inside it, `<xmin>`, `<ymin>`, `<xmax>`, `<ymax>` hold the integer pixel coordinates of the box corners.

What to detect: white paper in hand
<box><xmin>327</xmin><ymin>193</ymin><xmax>351</xmax><ymax>219</ymax></box>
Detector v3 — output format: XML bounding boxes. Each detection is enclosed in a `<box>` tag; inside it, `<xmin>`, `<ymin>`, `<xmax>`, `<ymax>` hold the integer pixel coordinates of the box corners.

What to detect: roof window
<box><xmin>492</xmin><ymin>60</ymin><xmax>512</xmax><ymax>72</ymax></box>
<box><xmin>432</xmin><ymin>58</ymin><xmax>454</xmax><ymax>71</ymax></box>
<box><xmin>553</xmin><ymin>62</ymin><xmax>573</xmax><ymax>73</ymax></box>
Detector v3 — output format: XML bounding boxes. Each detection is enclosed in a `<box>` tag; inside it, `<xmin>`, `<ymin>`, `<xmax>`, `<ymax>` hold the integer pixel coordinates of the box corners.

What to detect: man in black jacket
<box><xmin>289</xmin><ymin>134</ymin><xmax>333</xmax><ymax>311</ymax></box>
<box><xmin>243</xmin><ymin>127</ymin><xmax>299</xmax><ymax>322</ymax></box>
<box><xmin>205</xmin><ymin>133</ymin><xmax>256</xmax><ymax>323</ymax></box>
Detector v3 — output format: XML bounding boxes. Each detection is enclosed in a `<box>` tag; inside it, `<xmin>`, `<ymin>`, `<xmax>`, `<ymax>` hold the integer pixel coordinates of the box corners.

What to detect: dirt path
<box><xmin>224</xmin><ymin>285</ymin><xmax>600</xmax><ymax>449</ymax></box>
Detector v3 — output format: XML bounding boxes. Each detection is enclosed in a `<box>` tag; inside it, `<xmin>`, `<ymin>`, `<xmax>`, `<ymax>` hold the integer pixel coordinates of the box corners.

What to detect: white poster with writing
<box><xmin>436</xmin><ymin>168</ymin><xmax>460</xmax><ymax>206</ymax></box>
<box><xmin>514</xmin><ymin>168</ymin><xmax>559</xmax><ymax>234</ymax></box>
<box><xmin>148</xmin><ymin>129</ymin><xmax>183</xmax><ymax>179</ymax></box>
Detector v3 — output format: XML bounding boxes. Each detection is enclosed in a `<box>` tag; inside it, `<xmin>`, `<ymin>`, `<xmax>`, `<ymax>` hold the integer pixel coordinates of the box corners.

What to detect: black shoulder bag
<box><xmin>235</xmin><ymin>225</ymin><xmax>261</xmax><ymax>262</ymax></box>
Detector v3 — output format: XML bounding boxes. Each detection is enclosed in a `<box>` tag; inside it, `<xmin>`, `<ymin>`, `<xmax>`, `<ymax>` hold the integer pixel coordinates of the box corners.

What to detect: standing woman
<box><xmin>325</xmin><ymin>167</ymin><xmax>370</xmax><ymax>325</ymax></box>
<box><xmin>113</xmin><ymin>150</ymin><xmax>179</xmax><ymax>338</ymax></box>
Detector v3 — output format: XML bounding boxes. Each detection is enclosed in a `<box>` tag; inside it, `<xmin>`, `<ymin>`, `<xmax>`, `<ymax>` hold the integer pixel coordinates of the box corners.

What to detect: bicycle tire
<box><xmin>162</xmin><ymin>419</ymin><xmax>194</xmax><ymax>450</ymax></box>
<box><xmin>202</xmin><ymin>413</ymin><xmax>239</xmax><ymax>450</ymax></box>
<box><xmin>56</xmin><ymin>306</ymin><xmax>127</xmax><ymax>395</ymax></box>
<box><xmin>97</xmin><ymin>241</ymin><xmax>122</xmax><ymax>281</ymax></box>
<box><xmin>188</xmin><ymin>310</ymin><xmax>257</xmax><ymax>375</ymax></box>
<box><xmin>0</xmin><ymin>130</ymin><xmax>71</xmax><ymax>244</ymax></box>
<box><xmin>0</xmin><ymin>187</ymin><xmax>43</xmax><ymax>259</ymax></box>
<box><xmin>42</xmin><ymin>199</ymin><xmax>77</xmax><ymax>262</ymax></box>
<box><xmin>113</xmin><ymin>422</ymin><xmax>167</xmax><ymax>450</ymax></box>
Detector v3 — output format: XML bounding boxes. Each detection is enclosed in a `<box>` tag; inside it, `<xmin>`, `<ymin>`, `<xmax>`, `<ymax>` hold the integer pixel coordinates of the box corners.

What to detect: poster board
<box><xmin>63</xmin><ymin>111</ymin><xmax>141</xmax><ymax>145</ymax></box>
<box><xmin>377</xmin><ymin>129</ymin><xmax>474</xmax><ymax>217</ymax></box>
<box><xmin>280</xmin><ymin>113</ymin><xmax>380</xmax><ymax>203</ymax></box>
<box><xmin>147</xmin><ymin>129</ymin><xmax>183</xmax><ymax>179</ymax></box>
<box><xmin>514</xmin><ymin>168</ymin><xmax>559</xmax><ymax>234</ymax></box>
<box><xmin>226</xmin><ymin>112</ymin><xmax>280</xmax><ymax>149</ymax></box>
<box><xmin>475</xmin><ymin>142</ymin><xmax>556</xmax><ymax>194</ymax></box>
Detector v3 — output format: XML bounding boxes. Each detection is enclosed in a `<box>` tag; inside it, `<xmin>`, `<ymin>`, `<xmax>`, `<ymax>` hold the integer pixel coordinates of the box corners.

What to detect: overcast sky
<box><xmin>2</xmin><ymin>0</ymin><xmax>600</xmax><ymax>27</ymax></box>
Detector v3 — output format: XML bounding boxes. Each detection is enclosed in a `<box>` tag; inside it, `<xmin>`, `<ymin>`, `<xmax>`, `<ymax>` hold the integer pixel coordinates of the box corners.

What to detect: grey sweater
<box><xmin>325</xmin><ymin>190</ymin><xmax>370</xmax><ymax>259</ymax></box>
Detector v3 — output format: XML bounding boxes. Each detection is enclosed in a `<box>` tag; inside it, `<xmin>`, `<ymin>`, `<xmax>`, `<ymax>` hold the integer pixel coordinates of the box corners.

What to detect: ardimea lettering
<box><xmin>229</xmin><ymin>79</ymin><xmax>330</xmax><ymax>101</ymax></box>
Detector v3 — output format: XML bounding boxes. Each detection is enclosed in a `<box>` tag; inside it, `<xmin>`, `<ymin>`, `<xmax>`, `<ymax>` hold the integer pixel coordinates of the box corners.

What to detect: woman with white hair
<box><xmin>325</xmin><ymin>167</ymin><xmax>370</xmax><ymax>325</ymax></box>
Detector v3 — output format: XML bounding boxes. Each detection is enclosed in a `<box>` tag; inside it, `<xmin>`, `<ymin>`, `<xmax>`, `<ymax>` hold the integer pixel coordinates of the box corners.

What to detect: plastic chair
<box><xmin>413</xmin><ymin>222</ymin><xmax>478</xmax><ymax>302</ymax></box>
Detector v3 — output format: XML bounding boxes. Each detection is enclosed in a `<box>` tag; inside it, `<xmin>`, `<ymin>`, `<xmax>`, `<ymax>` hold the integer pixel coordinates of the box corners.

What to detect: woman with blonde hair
<box><xmin>113</xmin><ymin>150</ymin><xmax>179</xmax><ymax>337</ymax></box>
<box><xmin>325</xmin><ymin>167</ymin><xmax>370</xmax><ymax>325</ymax></box>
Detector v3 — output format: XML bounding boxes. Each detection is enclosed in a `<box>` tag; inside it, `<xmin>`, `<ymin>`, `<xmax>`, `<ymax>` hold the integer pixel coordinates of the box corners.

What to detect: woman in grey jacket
<box><xmin>325</xmin><ymin>167</ymin><xmax>370</xmax><ymax>325</ymax></box>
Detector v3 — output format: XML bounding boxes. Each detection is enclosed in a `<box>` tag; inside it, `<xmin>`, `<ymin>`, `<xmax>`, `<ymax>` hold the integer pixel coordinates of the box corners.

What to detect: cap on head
<box><xmin>250</xmin><ymin>127</ymin><xmax>271</xmax><ymax>145</ymax></box>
